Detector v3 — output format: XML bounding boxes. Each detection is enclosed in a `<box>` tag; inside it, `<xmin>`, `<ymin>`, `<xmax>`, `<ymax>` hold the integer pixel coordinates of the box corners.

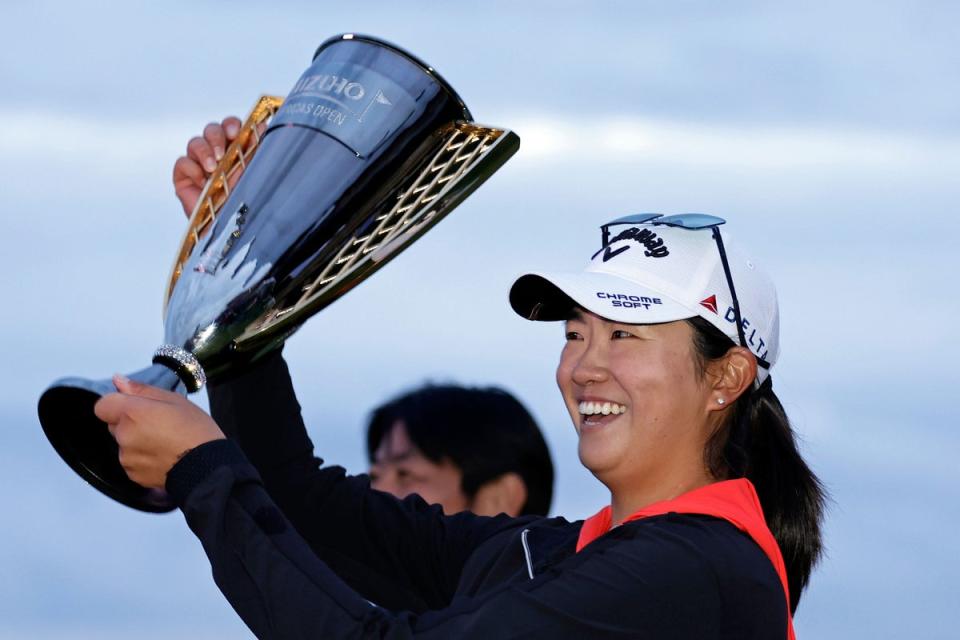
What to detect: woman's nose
<box><xmin>570</xmin><ymin>343</ymin><xmax>609</xmax><ymax>386</ymax></box>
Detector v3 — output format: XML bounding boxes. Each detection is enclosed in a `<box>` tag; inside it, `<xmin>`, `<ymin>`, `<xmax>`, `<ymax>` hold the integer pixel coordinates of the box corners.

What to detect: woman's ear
<box><xmin>706</xmin><ymin>346</ymin><xmax>757</xmax><ymax>412</ymax></box>
<box><xmin>469</xmin><ymin>472</ymin><xmax>528</xmax><ymax>518</ymax></box>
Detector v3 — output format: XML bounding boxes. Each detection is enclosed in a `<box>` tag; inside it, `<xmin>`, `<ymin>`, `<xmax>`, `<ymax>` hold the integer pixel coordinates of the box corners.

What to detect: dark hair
<box><xmin>688</xmin><ymin>316</ymin><xmax>825</xmax><ymax>614</ymax></box>
<box><xmin>366</xmin><ymin>385</ymin><xmax>554</xmax><ymax>516</ymax></box>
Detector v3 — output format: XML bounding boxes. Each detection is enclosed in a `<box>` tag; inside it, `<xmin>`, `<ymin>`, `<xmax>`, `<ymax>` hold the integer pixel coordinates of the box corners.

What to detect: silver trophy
<box><xmin>37</xmin><ymin>34</ymin><xmax>520</xmax><ymax>512</ymax></box>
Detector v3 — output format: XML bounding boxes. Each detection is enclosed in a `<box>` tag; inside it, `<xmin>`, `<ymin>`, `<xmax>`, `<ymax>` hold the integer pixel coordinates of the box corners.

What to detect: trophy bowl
<box><xmin>37</xmin><ymin>33</ymin><xmax>520</xmax><ymax>513</ymax></box>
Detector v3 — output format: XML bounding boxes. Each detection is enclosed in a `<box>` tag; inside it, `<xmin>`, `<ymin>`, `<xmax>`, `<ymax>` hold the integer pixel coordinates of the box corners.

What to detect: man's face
<box><xmin>369</xmin><ymin>420</ymin><xmax>469</xmax><ymax>514</ymax></box>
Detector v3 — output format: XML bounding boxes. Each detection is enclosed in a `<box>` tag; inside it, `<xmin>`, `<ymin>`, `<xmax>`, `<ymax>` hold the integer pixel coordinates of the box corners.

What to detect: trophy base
<box><xmin>37</xmin><ymin>364</ymin><xmax>186</xmax><ymax>513</ymax></box>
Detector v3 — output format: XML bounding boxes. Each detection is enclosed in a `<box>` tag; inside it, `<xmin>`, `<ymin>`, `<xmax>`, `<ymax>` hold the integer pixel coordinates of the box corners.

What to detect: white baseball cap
<box><xmin>509</xmin><ymin>214</ymin><xmax>779</xmax><ymax>384</ymax></box>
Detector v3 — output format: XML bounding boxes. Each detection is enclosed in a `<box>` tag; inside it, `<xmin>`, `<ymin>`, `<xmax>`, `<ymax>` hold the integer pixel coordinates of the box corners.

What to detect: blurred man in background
<box><xmin>367</xmin><ymin>384</ymin><xmax>553</xmax><ymax>516</ymax></box>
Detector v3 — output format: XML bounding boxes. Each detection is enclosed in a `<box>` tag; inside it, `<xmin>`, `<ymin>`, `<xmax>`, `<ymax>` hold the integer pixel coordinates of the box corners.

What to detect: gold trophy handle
<box><xmin>164</xmin><ymin>95</ymin><xmax>284</xmax><ymax>311</ymax></box>
<box><xmin>231</xmin><ymin>122</ymin><xmax>519</xmax><ymax>350</ymax></box>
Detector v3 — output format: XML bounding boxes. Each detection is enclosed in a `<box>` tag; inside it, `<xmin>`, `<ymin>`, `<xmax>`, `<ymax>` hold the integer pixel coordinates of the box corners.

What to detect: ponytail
<box><xmin>689</xmin><ymin>317</ymin><xmax>826</xmax><ymax>613</ymax></box>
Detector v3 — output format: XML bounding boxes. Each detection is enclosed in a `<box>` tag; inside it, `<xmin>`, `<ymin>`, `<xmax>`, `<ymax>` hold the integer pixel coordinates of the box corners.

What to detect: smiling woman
<box><xmin>96</xmin><ymin>213</ymin><xmax>824</xmax><ymax>638</ymax></box>
<box><xmin>510</xmin><ymin>214</ymin><xmax>826</xmax><ymax>619</ymax></box>
<box><xmin>558</xmin><ymin>315</ymin><xmax>722</xmax><ymax>514</ymax></box>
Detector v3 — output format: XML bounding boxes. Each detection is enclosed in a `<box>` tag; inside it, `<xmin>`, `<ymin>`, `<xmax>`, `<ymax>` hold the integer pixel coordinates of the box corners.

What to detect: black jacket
<box><xmin>166</xmin><ymin>351</ymin><xmax>787</xmax><ymax>639</ymax></box>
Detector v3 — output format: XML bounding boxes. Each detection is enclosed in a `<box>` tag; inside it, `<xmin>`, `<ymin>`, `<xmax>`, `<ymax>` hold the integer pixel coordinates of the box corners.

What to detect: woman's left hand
<box><xmin>94</xmin><ymin>375</ymin><xmax>226</xmax><ymax>489</ymax></box>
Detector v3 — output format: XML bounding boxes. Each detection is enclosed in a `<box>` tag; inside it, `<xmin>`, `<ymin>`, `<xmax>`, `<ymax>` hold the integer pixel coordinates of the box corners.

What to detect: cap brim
<box><xmin>509</xmin><ymin>272</ymin><xmax>698</xmax><ymax>324</ymax></box>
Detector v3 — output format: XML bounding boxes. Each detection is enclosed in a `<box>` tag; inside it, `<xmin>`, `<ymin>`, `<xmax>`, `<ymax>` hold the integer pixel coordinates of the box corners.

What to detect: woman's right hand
<box><xmin>172</xmin><ymin>116</ymin><xmax>243</xmax><ymax>218</ymax></box>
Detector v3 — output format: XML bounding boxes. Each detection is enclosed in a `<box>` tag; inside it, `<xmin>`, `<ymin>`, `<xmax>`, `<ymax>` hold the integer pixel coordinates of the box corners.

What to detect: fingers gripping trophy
<box><xmin>37</xmin><ymin>34</ymin><xmax>520</xmax><ymax>513</ymax></box>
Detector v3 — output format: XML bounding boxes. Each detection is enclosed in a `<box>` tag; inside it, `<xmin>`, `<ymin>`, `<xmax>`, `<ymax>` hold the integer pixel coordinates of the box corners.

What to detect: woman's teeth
<box><xmin>578</xmin><ymin>401</ymin><xmax>627</xmax><ymax>416</ymax></box>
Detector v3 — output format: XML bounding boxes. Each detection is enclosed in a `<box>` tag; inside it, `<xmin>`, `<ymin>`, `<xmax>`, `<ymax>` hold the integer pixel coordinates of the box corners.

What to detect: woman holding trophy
<box><xmin>92</xmin><ymin>114</ymin><xmax>825</xmax><ymax>639</ymax></box>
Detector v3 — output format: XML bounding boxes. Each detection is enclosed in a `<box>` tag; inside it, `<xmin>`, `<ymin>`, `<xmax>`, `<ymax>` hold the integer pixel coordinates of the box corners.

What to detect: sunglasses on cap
<box><xmin>600</xmin><ymin>213</ymin><xmax>770</xmax><ymax>371</ymax></box>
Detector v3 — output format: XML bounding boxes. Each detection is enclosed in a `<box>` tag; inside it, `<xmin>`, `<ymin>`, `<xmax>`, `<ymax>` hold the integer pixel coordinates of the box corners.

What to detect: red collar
<box><xmin>577</xmin><ymin>479</ymin><xmax>795</xmax><ymax>640</ymax></box>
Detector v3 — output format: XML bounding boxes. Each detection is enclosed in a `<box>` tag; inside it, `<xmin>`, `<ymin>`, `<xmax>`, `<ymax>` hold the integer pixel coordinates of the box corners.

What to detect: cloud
<box><xmin>0</xmin><ymin>110</ymin><xmax>189</xmax><ymax>166</ymax></box>
<box><xmin>502</xmin><ymin>113</ymin><xmax>960</xmax><ymax>172</ymax></box>
<box><xmin>4</xmin><ymin>109</ymin><xmax>956</xmax><ymax>178</ymax></box>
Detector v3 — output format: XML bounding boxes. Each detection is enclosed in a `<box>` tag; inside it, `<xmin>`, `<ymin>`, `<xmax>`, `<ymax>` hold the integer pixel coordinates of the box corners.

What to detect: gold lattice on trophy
<box><xmin>232</xmin><ymin>122</ymin><xmax>513</xmax><ymax>347</ymax></box>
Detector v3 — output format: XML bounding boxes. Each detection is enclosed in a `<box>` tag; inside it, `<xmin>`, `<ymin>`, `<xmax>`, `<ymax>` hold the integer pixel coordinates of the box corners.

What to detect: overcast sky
<box><xmin>1</xmin><ymin>1</ymin><xmax>957</xmax><ymax>638</ymax></box>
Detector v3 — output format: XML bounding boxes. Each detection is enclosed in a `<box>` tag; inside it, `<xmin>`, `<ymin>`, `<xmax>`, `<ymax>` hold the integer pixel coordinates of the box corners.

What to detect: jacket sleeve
<box><xmin>168</xmin><ymin>441</ymin><xmax>742</xmax><ymax>640</ymax></box>
<box><xmin>203</xmin><ymin>351</ymin><xmax>519</xmax><ymax>612</ymax></box>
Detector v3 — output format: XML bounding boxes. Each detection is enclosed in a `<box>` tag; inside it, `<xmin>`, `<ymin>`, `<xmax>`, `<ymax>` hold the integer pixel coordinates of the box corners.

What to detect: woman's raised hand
<box><xmin>172</xmin><ymin>116</ymin><xmax>242</xmax><ymax>217</ymax></box>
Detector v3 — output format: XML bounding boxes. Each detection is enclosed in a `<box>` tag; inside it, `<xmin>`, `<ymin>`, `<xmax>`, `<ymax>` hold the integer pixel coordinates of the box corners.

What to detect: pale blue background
<box><xmin>1</xmin><ymin>1</ymin><xmax>957</xmax><ymax>637</ymax></box>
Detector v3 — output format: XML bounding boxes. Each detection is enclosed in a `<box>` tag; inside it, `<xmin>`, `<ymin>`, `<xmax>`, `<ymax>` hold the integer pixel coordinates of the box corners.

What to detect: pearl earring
<box><xmin>717</xmin><ymin>398</ymin><xmax>726</xmax><ymax>405</ymax></box>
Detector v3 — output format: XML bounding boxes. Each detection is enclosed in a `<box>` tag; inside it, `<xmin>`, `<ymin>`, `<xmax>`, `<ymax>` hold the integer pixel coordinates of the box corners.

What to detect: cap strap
<box><xmin>712</xmin><ymin>228</ymin><xmax>770</xmax><ymax>370</ymax></box>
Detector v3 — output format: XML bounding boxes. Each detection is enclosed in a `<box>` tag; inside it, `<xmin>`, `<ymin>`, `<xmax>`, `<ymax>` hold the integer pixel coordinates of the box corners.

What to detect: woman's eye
<box><xmin>611</xmin><ymin>329</ymin><xmax>634</xmax><ymax>339</ymax></box>
<box><xmin>565</xmin><ymin>331</ymin><xmax>582</xmax><ymax>341</ymax></box>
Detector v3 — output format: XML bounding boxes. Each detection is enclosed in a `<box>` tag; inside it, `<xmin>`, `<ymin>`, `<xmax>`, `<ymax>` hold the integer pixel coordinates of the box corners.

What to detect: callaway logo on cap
<box><xmin>508</xmin><ymin>213</ymin><xmax>780</xmax><ymax>384</ymax></box>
